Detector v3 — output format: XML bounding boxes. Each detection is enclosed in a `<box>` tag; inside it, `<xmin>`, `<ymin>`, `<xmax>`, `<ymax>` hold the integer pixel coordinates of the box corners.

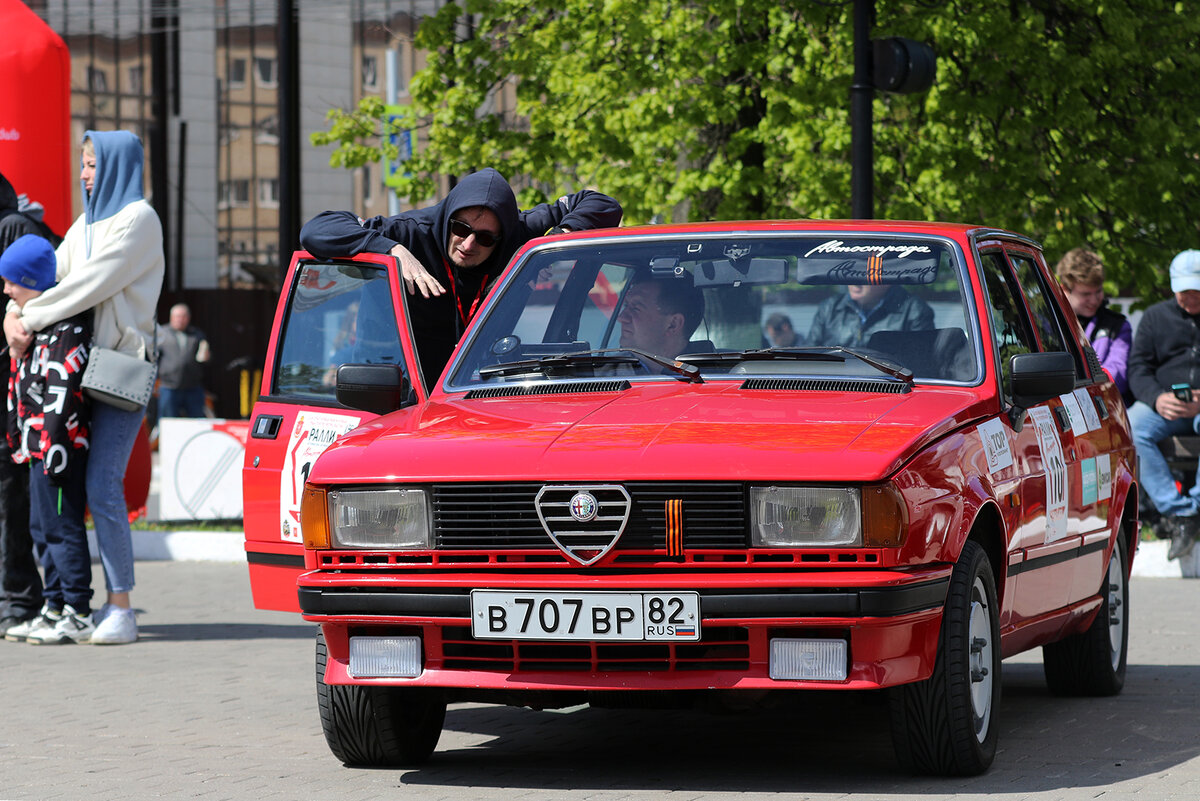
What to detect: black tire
<box><xmin>889</xmin><ymin>540</ymin><xmax>1001</xmax><ymax>776</ymax></box>
<box><xmin>1043</xmin><ymin>532</ymin><xmax>1129</xmax><ymax>696</ymax></box>
<box><xmin>316</xmin><ymin>631</ymin><xmax>446</xmax><ymax>767</ymax></box>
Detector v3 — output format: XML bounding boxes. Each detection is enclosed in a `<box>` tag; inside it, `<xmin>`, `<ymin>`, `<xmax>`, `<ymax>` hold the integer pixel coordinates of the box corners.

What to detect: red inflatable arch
<box><xmin>0</xmin><ymin>0</ymin><xmax>73</xmax><ymax>237</ymax></box>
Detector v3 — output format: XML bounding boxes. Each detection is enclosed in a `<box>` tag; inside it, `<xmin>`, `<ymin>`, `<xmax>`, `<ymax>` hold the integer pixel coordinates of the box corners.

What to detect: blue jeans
<box><xmin>159</xmin><ymin>386</ymin><xmax>206</xmax><ymax>418</ymax></box>
<box><xmin>30</xmin><ymin>458</ymin><xmax>92</xmax><ymax>615</ymax></box>
<box><xmin>88</xmin><ymin>402</ymin><xmax>145</xmax><ymax>594</ymax></box>
<box><xmin>1128</xmin><ymin>401</ymin><xmax>1200</xmax><ymax>517</ymax></box>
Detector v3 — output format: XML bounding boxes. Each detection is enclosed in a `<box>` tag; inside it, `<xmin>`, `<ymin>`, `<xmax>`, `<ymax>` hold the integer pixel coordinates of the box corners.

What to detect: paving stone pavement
<box><xmin>1</xmin><ymin>560</ymin><xmax>1198</xmax><ymax>801</ymax></box>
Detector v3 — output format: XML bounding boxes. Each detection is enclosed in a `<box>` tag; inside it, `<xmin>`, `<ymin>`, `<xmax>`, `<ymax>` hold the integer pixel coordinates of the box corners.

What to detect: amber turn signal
<box><xmin>862</xmin><ymin>483</ymin><xmax>908</xmax><ymax>547</ymax></box>
<box><xmin>301</xmin><ymin>485</ymin><xmax>330</xmax><ymax>549</ymax></box>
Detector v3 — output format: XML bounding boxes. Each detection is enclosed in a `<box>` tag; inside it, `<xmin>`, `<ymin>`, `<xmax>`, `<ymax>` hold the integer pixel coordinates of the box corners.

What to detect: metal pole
<box><xmin>277</xmin><ymin>0</ymin><xmax>301</xmax><ymax>277</ymax></box>
<box><xmin>850</xmin><ymin>0</ymin><xmax>874</xmax><ymax>219</ymax></box>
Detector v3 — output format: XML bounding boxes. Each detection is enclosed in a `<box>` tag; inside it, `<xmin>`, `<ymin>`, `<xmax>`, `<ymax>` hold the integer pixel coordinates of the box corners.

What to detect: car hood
<box><xmin>312</xmin><ymin>383</ymin><xmax>992</xmax><ymax>484</ymax></box>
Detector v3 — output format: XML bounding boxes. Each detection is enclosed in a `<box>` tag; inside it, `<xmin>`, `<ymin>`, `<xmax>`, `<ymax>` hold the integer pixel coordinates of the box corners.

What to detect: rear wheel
<box><xmin>889</xmin><ymin>540</ymin><xmax>1001</xmax><ymax>776</ymax></box>
<box><xmin>1043</xmin><ymin>532</ymin><xmax>1129</xmax><ymax>696</ymax></box>
<box><xmin>316</xmin><ymin>632</ymin><xmax>446</xmax><ymax>767</ymax></box>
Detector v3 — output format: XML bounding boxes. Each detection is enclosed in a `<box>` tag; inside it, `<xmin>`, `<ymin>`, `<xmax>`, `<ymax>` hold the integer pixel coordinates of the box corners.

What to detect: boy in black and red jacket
<box><xmin>1</xmin><ymin>234</ymin><xmax>94</xmax><ymax>645</ymax></box>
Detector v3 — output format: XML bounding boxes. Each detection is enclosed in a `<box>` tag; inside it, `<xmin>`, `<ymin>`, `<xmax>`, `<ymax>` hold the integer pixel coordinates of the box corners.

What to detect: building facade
<box><xmin>26</xmin><ymin>0</ymin><xmax>445</xmax><ymax>415</ymax></box>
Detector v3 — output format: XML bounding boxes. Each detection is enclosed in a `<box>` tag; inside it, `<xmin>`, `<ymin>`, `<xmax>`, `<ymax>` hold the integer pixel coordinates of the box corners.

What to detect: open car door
<box><xmin>242</xmin><ymin>251</ymin><xmax>425</xmax><ymax>611</ymax></box>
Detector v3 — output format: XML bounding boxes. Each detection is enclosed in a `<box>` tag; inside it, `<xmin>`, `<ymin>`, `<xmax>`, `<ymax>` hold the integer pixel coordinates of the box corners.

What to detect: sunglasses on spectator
<box><xmin>449</xmin><ymin>218</ymin><xmax>501</xmax><ymax>247</ymax></box>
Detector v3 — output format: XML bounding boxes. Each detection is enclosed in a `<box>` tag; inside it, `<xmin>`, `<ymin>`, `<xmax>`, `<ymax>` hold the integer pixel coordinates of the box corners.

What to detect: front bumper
<box><xmin>301</xmin><ymin>567</ymin><xmax>951</xmax><ymax>691</ymax></box>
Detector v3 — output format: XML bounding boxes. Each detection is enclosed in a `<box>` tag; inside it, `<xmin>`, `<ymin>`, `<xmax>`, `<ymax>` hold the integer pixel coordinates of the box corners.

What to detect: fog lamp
<box><xmin>769</xmin><ymin>638</ymin><xmax>848</xmax><ymax>681</ymax></box>
<box><xmin>348</xmin><ymin>636</ymin><xmax>422</xmax><ymax>678</ymax></box>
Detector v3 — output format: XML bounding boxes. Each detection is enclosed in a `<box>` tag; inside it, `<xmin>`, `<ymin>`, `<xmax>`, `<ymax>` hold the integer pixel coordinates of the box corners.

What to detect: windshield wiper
<box><xmin>478</xmin><ymin>348</ymin><xmax>703</xmax><ymax>383</ymax></box>
<box><xmin>680</xmin><ymin>346</ymin><xmax>913</xmax><ymax>382</ymax></box>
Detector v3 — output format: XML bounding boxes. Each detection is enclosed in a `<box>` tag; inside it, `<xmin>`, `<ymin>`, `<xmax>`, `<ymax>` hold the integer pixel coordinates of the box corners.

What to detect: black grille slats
<box><xmin>433</xmin><ymin>482</ymin><xmax>747</xmax><ymax>551</ymax></box>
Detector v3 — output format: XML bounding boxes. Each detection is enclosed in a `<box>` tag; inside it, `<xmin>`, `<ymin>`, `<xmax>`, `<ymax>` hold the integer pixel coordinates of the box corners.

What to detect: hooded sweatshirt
<box><xmin>300</xmin><ymin>168</ymin><xmax>622</xmax><ymax>387</ymax></box>
<box><xmin>0</xmin><ymin>172</ymin><xmax>52</xmax><ymax>253</ymax></box>
<box><xmin>14</xmin><ymin>131</ymin><xmax>163</xmax><ymax>363</ymax></box>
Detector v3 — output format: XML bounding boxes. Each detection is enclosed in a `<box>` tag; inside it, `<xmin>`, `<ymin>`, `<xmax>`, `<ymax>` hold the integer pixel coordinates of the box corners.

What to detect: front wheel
<box><xmin>1042</xmin><ymin>531</ymin><xmax>1129</xmax><ymax>696</ymax></box>
<box><xmin>889</xmin><ymin>539</ymin><xmax>1001</xmax><ymax>776</ymax></box>
<box><xmin>316</xmin><ymin>631</ymin><xmax>446</xmax><ymax>767</ymax></box>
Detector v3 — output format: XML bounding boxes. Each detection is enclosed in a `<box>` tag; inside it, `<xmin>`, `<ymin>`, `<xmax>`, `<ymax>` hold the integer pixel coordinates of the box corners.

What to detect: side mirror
<box><xmin>1008</xmin><ymin>351</ymin><xmax>1076</xmax><ymax>430</ymax></box>
<box><xmin>335</xmin><ymin>363</ymin><xmax>409</xmax><ymax>415</ymax></box>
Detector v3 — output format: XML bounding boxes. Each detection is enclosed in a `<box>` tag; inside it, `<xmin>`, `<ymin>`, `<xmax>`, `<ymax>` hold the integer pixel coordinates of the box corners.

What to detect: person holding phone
<box><xmin>1127</xmin><ymin>249</ymin><xmax>1200</xmax><ymax>560</ymax></box>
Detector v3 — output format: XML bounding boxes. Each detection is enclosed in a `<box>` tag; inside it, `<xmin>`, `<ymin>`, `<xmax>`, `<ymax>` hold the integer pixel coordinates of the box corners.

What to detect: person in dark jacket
<box><xmin>1128</xmin><ymin>249</ymin><xmax>1200</xmax><ymax>561</ymax></box>
<box><xmin>0</xmin><ymin>174</ymin><xmax>53</xmax><ymax>638</ymax></box>
<box><xmin>299</xmin><ymin>169</ymin><xmax>622</xmax><ymax>387</ymax></box>
<box><xmin>1</xmin><ymin>235</ymin><xmax>94</xmax><ymax>644</ymax></box>
<box><xmin>1054</xmin><ymin>247</ymin><xmax>1133</xmax><ymax>405</ymax></box>
<box><xmin>807</xmin><ymin>283</ymin><xmax>934</xmax><ymax>349</ymax></box>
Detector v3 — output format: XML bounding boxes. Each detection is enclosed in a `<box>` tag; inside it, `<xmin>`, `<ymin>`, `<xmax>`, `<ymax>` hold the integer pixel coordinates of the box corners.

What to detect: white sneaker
<box><xmin>5</xmin><ymin>604</ymin><xmax>61</xmax><ymax>642</ymax></box>
<box><xmin>90</xmin><ymin>606</ymin><xmax>137</xmax><ymax>645</ymax></box>
<box><xmin>28</xmin><ymin>605</ymin><xmax>94</xmax><ymax>645</ymax></box>
<box><xmin>92</xmin><ymin>603</ymin><xmax>117</xmax><ymax>627</ymax></box>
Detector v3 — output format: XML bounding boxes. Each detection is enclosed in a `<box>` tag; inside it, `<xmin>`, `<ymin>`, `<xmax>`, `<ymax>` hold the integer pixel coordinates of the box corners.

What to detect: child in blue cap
<box><xmin>0</xmin><ymin>234</ymin><xmax>95</xmax><ymax>644</ymax></box>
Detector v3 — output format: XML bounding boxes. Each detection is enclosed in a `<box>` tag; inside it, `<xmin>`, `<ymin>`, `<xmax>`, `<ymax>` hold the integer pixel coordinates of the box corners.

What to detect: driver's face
<box><xmin>618</xmin><ymin>281</ymin><xmax>676</xmax><ymax>355</ymax></box>
<box><xmin>847</xmin><ymin>283</ymin><xmax>889</xmax><ymax>308</ymax></box>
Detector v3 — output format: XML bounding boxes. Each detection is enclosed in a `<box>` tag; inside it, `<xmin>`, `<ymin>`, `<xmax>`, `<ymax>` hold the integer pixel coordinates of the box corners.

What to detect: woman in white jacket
<box><xmin>4</xmin><ymin>130</ymin><xmax>163</xmax><ymax>644</ymax></box>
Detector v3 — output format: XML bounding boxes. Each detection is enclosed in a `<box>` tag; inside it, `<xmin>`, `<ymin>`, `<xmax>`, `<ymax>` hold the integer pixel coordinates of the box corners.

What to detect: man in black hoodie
<box><xmin>1128</xmin><ymin>249</ymin><xmax>1200</xmax><ymax>561</ymax></box>
<box><xmin>299</xmin><ymin>169</ymin><xmax>621</xmax><ymax>388</ymax></box>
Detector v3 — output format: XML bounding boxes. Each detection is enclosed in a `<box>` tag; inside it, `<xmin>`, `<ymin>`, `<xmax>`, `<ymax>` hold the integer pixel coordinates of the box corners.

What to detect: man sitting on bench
<box><xmin>1128</xmin><ymin>249</ymin><xmax>1200</xmax><ymax>561</ymax></box>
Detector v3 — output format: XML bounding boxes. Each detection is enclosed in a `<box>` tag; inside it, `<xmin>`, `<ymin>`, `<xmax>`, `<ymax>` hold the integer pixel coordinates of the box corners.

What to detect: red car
<box><xmin>243</xmin><ymin>220</ymin><xmax>1136</xmax><ymax>776</ymax></box>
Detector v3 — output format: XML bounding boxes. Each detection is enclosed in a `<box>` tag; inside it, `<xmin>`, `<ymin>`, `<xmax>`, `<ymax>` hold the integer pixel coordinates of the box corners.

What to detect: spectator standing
<box><xmin>0</xmin><ymin>235</ymin><xmax>94</xmax><ymax>645</ymax></box>
<box><xmin>1127</xmin><ymin>249</ymin><xmax>1200</xmax><ymax>561</ymax></box>
<box><xmin>3</xmin><ymin>130</ymin><xmax>164</xmax><ymax>644</ymax></box>
<box><xmin>0</xmin><ymin>172</ymin><xmax>55</xmax><ymax>638</ymax></box>
<box><xmin>157</xmin><ymin>302</ymin><xmax>210</xmax><ymax>418</ymax></box>
<box><xmin>1054</xmin><ymin>248</ymin><xmax>1133</xmax><ymax>405</ymax></box>
<box><xmin>300</xmin><ymin>168</ymin><xmax>622</xmax><ymax>387</ymax></box>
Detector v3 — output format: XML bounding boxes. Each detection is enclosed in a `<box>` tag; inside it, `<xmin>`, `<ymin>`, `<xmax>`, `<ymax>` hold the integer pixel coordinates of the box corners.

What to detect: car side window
<box><xmin>1007</xmin><ymin>251</ymin><xmax>1086</xmax><ymax>380</ymax></box>
<box><xmin>273</xmin><ymin>263</ymin><xmax>405</xmax><ymax>401</ymax></box>
<box><xmin>979</xmin><ymin>251</ymin><xmax>1039</xmax><ymax>391</ymax></box>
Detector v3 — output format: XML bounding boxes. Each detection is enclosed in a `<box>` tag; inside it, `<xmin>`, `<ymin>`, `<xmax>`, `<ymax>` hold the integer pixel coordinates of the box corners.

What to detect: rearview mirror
<box><xmin>1008</xmin><ymin>352</ymin><xmax>1076</xmax><ymax>430</ymax></box>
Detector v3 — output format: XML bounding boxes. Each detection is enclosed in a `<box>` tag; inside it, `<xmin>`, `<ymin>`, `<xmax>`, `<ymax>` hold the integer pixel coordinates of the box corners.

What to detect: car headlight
<box><xmin>751</xmin><ymin>486</ymin><xmax>861</xmax><ymax>547</ymax></box>
<box><xmin>328</xmin><ymin>488</ymin><xmax>430</xmax><ymax>549</ymax></box>
<box><xmin>750</xmin><ymin>484</ymin><xmax>907</xmax><ymax>548</ymax></box>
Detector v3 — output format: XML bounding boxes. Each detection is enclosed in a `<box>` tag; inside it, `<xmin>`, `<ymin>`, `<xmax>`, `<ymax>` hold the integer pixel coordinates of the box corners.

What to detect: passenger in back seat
<box><xmin>808</xmin><ymin>284</ymin><xmax>934</xmax><ymax>350</ymax></box>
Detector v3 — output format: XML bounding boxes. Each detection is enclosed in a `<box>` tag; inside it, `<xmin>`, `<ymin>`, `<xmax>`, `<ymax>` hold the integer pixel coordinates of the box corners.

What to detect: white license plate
<box><xmin>471</xmin><ymin>590</ymin><xmax>701</xmax><ymax>641</ymax></box>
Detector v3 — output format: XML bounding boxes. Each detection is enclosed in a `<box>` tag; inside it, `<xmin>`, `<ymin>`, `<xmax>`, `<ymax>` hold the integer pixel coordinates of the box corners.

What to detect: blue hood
<box><xmin>83</xmin><ymin>130</ymin><xmax>145</xmax><ymax>224</ymax></box>
<box><xmin>431</xmin><ymin>168</ymin><xmax>521</xmax><ymax>276</ymax></box>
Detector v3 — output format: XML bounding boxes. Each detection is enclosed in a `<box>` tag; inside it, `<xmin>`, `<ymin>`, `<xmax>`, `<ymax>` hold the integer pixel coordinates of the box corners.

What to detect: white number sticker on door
<box><xmin>279</xmin><ymin>411</ymin><xmax>361</xmax><ymax>542</ymax></box>
<box><xmin>1028</xmin><ymin>405</ymin><xmax>1069</xmax><ymax>543</ymax></box>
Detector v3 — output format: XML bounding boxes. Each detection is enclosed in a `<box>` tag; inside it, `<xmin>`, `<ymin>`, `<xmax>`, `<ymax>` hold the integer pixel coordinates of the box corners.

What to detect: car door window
<box><xmin>273</xmin><ymin>262</ymin><xmax>405</xmax><ymax>401</ymax></box>
<box><xmin>979</xmin><ymin>251</ymin><xmax>1039</xmax><ymax>391</ymax></box>
<box><xmin>1008</xmin><ymin>252</ymin><xmax>1086</xmax><ymax>381</ymax></box>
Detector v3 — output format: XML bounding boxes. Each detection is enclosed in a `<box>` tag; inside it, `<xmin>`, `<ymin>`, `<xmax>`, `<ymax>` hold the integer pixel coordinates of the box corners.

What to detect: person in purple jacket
<box><xmin>1054</xmin><ymin>248</ymin><xmax>1133</xmax><ymax>405</ymax></box>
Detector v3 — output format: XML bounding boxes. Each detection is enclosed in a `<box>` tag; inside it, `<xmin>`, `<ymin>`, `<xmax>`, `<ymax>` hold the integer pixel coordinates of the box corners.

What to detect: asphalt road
<box><xmin>1</xmin><ymin>558</ymin><xmax>1198</xmax><ymax>801</ymax></box>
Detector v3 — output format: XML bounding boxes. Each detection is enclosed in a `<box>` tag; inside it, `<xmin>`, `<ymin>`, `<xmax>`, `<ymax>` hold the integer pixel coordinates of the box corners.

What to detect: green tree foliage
<box><xmin>312</xmin><ymin>0</ymin><xmax>1200</xmax><ymax>301</ymax></box>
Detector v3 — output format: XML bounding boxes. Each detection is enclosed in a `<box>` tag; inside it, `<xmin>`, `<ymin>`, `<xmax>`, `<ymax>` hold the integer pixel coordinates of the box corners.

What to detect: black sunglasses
<box><xmin>449</xmin><ymin>218</ymin><xmax>501</xmax><ymax>248</ymax></box>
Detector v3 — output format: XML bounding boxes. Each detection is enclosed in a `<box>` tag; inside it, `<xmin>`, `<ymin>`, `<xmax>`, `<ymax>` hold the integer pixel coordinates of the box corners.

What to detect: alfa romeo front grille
<box><xmin>433</xmin><ymin>482</ymin><xmax>747</xmax><ymax>551</ymax></box>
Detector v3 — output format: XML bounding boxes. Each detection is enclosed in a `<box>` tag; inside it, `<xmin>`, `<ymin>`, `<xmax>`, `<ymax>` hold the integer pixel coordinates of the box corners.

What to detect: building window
<box><xmin>229</xmin><ymin>58</ymin><xmax>247</xmax><ymax>88</ymax></box>
<box><xmin>360</xmin><ymin>164</ymin><xmax>374</xmax><ymax>206</ymax></box>
<box><xmin>255</xmin><ymin>114</ymin><xmax>279</xmax><ymax>145</ymax></box>
<box><xmin>88</xmin><ymin>66</ymin><xmax>109</xmax><ymax>94</ymax></box>
<box><xmin>219</xmin><ymin>179</ymin><xmax>251</xmax><ymax>209</ymax></box>
<box><xmin>255</xmin><ymin>57</ymin><xmax>277</xmax><ymax>88</ymax></box>
<box><xmin>258</xmin><ymin>178</ymin><xmax>279</xmax><ymax>208</ymax></box>
<box><xmin>128</xmin><ymin>65</ymin><xmax>144</xmax><ymax>94</ymax></box>
<box><xmin>362</xmin><ymin>55</ymin><xmax>379</xmax><ymax>91</ymax></box>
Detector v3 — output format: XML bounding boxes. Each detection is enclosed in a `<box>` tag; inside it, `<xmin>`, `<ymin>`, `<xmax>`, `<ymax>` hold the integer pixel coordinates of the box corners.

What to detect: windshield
<box><xmin>445</xmin><ymin>234</ymin><xmax>979</xmax><ymax>389</ymax></box>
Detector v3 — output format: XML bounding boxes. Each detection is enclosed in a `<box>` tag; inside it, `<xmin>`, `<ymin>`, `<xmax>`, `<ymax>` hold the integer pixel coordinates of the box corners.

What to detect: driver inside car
<box><xmin>616</xmin><ymin>272</ymin><xmax>706</xmax><ymax>360</ymax></box>
<box><xmin>808</xmin><ymin>282</ymin><xmax>934</xmax><ymax>349</ymax></box>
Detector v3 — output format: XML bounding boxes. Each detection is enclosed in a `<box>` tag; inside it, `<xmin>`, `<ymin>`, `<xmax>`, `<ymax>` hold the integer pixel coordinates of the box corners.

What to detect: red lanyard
<box><xmin>442</xmin><ymin>258</ymin><xmax>486</xmax><ymax>328</ymax></box>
